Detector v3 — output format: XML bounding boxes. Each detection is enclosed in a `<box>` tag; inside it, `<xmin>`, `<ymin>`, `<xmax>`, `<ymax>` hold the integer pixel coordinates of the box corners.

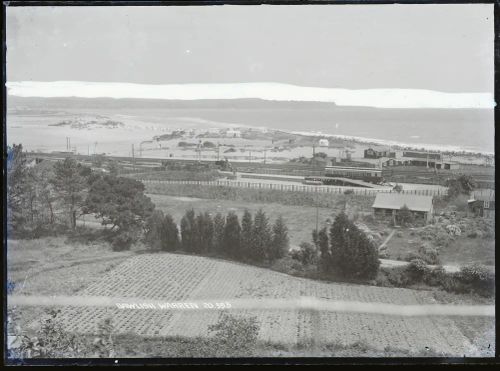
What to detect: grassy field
<box><xmin>148</xmin><ymin>193</ymin><xmax>338</xmax><ymax>248</ymax></box>
<box><xmin>7</xmin><ymin>236</ymin><xmax>134</xmax><ymax>331</ymax></box>
<box><xmin>381</xmin><ymin>227</ymin><xmax>495</xmax><ymax>266</ymax></box>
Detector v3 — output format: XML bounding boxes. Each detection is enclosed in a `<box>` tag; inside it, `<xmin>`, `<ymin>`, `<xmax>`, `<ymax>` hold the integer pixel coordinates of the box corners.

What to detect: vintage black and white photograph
<box><xmin>4</xmin><ymin>2</ymin><xmax>495</xmax><ymax>361</ymax></box>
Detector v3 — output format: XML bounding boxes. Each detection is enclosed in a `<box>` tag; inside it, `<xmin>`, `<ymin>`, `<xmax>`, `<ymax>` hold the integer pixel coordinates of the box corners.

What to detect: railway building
<box><xmin>364</xmin><ymin>147</ymin><xmax>396</xmax><ymax>159</ymax></box>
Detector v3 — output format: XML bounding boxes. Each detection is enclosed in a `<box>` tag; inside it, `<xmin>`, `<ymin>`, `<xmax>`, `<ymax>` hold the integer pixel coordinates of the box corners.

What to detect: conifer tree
<box><xmin>213</xmin><ymin>212</ymin><xmax>225</xmax><ymax>253</ymax></box>
<box><xmin>180</xmin><ymin>209</ymin><xmax>196</xmax><ymax>252</ymax></box>
<box><xmin>328</xmin><ymin>212</ymin><xmax>380</xmax><ymax>280</ymax></box>
<box><xmin>240</xmin><ymin>209</ymin><xmax>254</xmax><ymax>260</ymax></box>
<box><xmin>222</xmin><ymin>212</ymin><xmax>241</xmax><ymax>258</ymax></box>
<box><xmin>252</xmin><ymin>209</ymin><xmax>272</xmax><ymax>262</ymax></box>
<box><xmin>270</xmin><ymin>215</ymin><xmax>289</xmax><ymax>261</ymax></box>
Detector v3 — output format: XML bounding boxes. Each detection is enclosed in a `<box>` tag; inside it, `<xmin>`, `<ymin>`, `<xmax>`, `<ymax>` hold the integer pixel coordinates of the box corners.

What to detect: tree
<box><xmin>213</xmin><ymin>213</ymin><xmax>225</xmax><ymax>253</ymax></box>
<box><xmin>313</xmin><ymin>227</ymin><xmax>330</xmax><ymax>272</ymax></box>
<box><xmin>291</xmin><ymin>242</ymin><xmax>319</xmax><ymax>266</ymax></box>
<box><xmin>144</xmin><ymin>210</ymin><xmax>179</xmax><ymax>251</ymax></box>
<box><xmin>398</xmin><ymin>204</ymin><xmax>414</xmax><ymax>227</ymax></box>
<box><xmin>252</xmin><ymin>209</ymin><xmax>272</xmax><ymax>262</ymax></box>
<box><xmin>328</xmin><ymin>212</ymin><xmax>380</xmax><ymax>280</ymax></box>
<box><xmin>51</xmin><ymin>158</ymin><xmax>90</xmax><ymax>230</ymax></box>
<box><xmin>107</xmin><ymin>160</ymin><xmax>120</xmax><ymax>176</ymax></box>
<box><xmin>270</xmin><ymin>216</ymin><xmax>289</xmax><ymax>261</ymax></box>
<box><xmin>446</xmin><ymin>174</ymin><xmax>476</xmax><ymax>199</ymax></box>
<box><xmin>85</xmin><ymin>175</ymin><xmax>155</xmax><ymax>249</ymax></box>
<box><xmin>221</xmin><ymin>212</ymin><xmax>241</xmax><ymax>258</ymax></box>
<box><xmin>180</xmin><ymin>209</ymin><xmax>196</xmax><ymax>252</ymax></box>
<box><xmin>195</xmin><ymin>212</ymin><xmax>214</xmax><ymax>253</ymax></box>
<box><xmin>393</xmin><ymin>184</ymin><xmax>403</xmax><ymax>193</ymax></box>
<box><xmin>6</xmin><ymin>144</ymin><xmax>29</xmax><ymax>233</ymax></box>
<box><xmin>240</xmin><ymin>210</ymin><xmax>254</xmax><ymax>260</ymax></box>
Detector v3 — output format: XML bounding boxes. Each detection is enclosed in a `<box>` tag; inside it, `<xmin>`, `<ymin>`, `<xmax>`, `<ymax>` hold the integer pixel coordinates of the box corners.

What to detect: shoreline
<box><xmin>287</xmin><ymin>130</ymin><xmax>494</xmax><ymax>157</ymax></box>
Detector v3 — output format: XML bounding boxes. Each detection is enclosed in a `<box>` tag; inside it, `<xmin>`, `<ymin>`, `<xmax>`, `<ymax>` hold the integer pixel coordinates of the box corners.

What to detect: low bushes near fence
<box><xmin>144</xmin><ymin>182</ymin><xmax>376</xmax><ymax>209</ymax></box>
<box><xmin>376</xmin><ymin>260</ymin><xmax>494</xmax><ymax>297</ymax></box>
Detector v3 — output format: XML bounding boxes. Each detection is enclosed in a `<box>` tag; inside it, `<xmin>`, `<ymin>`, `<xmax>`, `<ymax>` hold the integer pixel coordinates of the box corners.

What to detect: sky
<box><xmin>6</xmin><ymin>4</ymin><xmax>494</xmax><ymax>94</ymax></box>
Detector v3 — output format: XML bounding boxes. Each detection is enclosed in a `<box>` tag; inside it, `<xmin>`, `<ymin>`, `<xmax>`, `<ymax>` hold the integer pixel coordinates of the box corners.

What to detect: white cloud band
<box><xmin>6</xmin><ymin>81</ymin><xmax>495</xmax><ymax>109</ymax></box>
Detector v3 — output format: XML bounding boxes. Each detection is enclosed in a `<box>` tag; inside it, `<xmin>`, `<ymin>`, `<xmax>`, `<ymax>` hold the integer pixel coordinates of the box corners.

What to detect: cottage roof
<box><xmin>372</xmin><ymin>193</ymin><xmax>433</xmax><ymax>212</ymax></box>
<box><xmin>472</xmin><ymin>195</ymin><xmax>495</xmax><ymax>202</ymax></box>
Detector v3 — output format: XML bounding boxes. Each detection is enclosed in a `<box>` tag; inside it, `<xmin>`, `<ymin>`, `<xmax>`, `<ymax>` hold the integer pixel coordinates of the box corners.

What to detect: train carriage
<box><xmin>305</xmin><ymin>165</ymin><xmax>383</xmax><ymax>185</ymax></box>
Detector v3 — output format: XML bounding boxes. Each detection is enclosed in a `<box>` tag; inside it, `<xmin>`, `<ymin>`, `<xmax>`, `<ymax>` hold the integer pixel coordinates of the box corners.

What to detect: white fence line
<box><xmin>140</xmin><ymin>179</ymin><xmax>446</xmax><ymax>197</ymax></box>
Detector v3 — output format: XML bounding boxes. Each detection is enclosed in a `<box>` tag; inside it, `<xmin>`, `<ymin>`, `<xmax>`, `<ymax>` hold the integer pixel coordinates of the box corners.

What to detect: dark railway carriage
<box><xmin>319</xmin><ymin>165</ymin><xmax>384</xmax><ymax>184</ymax></box>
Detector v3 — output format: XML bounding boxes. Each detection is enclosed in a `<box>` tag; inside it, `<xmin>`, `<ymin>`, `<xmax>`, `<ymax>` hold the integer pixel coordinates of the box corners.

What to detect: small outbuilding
<box><xmin>372</xmin><ymin>193</ymin><xmax>434</xmax><ymax>224</ymax></box>
<box><xmin>468</xmin><ymin>194</ymin><xmax>495</xmax><ymax>218</ymax></box>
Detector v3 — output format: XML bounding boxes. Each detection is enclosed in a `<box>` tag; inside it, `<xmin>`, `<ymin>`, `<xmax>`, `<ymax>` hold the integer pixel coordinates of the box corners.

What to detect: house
<box><xmin>318</xmin><ymin>139</ymin><xmax>329</xmax><ymax>147</ymax></box>
<box><xmin>468</xmin><ymin>193</ymin><xmax>495</xmax><ymax>218</ymax></box>
<box><xmin>225</xmin><ymin>129</ymin><xmax>242</xmax><ymax>138</ymax></box>
<box><xmin>364</xmin><ymin>147</ymin><xmax>396</xmax><ymax>159</ymax></box>
<box><xmin>372</xmin><ymin>193</ymin><xmax>434</xmax><ymax>224</ymax></box>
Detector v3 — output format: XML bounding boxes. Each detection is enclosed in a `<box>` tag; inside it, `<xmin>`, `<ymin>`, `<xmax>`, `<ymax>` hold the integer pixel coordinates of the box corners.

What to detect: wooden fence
<box><xmin>141</xmin><ymin>179</ymin><xmax>447</xmax><ymax>197</ymax></box>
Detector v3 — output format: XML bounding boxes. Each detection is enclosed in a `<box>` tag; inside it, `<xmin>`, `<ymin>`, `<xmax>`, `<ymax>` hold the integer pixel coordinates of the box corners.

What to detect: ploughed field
<box><xmin>55</xmin><ymin>253</ymin><xmax>482</xmax><ymax>355</ymax></box>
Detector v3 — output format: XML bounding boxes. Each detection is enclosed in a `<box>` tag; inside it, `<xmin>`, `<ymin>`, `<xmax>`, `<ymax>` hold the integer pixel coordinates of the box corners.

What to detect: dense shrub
<box><xmin>327</xmin><ymin>212</ymin><xmax>380</xmax><ymax>280</ymax></box>
<box><xmin>405</xmin><ymin>258</ymin><xmax>430</xmax><ymax>283</ymax></box>
<box><xmin>456</xmin><ymin>263</ymin><xmax>495</xmax><ymax>297</ymax></box>
<box><xmin>207</xmin><ymin>312</ymin><xmax>259</xmax><ymax>356</ymax></box>
<box><xmin>422</xmin><ymin>266</ymin><xmax>447</xmax><ymax>287</ymax></box>
<box><xmin>111</xmin><ymin>229</ymin><xmax>139</xmax><ymax>251</ymax></box>
<box><xmin>291</xmin><ymin>242</ymin><xmax>319</xmax><ymax>266</ymax></box>
<box><xmin>378</xmin><ymin>262</ymin><xmax>494</xmax><ymax>297</ymax></box>
<box><xmin>406</xmin><ymin>244</ymin><xmax>440</xmax><ymax>265</ymax></box>
<box><xmin>271</xmin><ymin>256</ymin><xmax>308</xmax><ymax>276</ymax></box>
<box><xmin>397</xmin><ymin>205</ymin><xmax>415</xmax><ymax>227</ymax></box>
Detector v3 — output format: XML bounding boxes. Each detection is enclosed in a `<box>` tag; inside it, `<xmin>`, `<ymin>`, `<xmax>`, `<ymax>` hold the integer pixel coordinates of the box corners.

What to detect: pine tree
<box><xmin>196</xmin><ymin>212</ymin><xmax>214</xmax><ymax>253</ymax></box>
<box><xmin>163</xmin><ymin>214</ymin><xmax>180</xmax><ymax>251</ymax></box>
<box><xmin>180</xmin><ymin>209</ymin><xmax>196</xmax><ymax>252</ymax></box>
<box><xmin>145</xmin><ymin>211</ymin><xmax>180</xmax><ymax>251</ymax></box>
<box><xmin>213</xmin><ymin>213</ymin><xmax>225</xmax><ymax>253</ymax></box>
<box><xmin>193</xmin><ymin>213</ymin><xmax>205</xmax><ymax>253</ymax></box>
<box><xmin>314</xmin><ymin>227</ymin><xmax>330</xmax><ymax>272</ymax></box>
<box><xmin>144</xmin><ymin>210</ymin><xmax>166</xmax><ymax>250</ymax></box>
<box><xmin>240</xmin><ymin>209</ymin><xmax>254</xmax><ymax>260</ymax></box>
<box><xmin>7</xmin><ymin>144</ymin><xmax>30</xmax><ymax>233</ymax></box>
<box><xmin>270</xmin><ymin>215</ymin><xmax>289</xmax><ymax>261</ymax></box>
<box><xmin>252</xmin><ymin>209</ymin><xmax>272</xmax><ymax>262</ymax></box>
<box><xmin>51</xmin><ymin>157</ymin><xmax>89</xmax><ymax>230</ymax></box>
<box><xmin>328</xmin><ymin>212</ymin><xmax>380</xmax><ymax>280</ymax></box>
<box><xmin>222</xmin><ymin>212</ymin><xmax>241</xmax><ymax>258</ymax></box>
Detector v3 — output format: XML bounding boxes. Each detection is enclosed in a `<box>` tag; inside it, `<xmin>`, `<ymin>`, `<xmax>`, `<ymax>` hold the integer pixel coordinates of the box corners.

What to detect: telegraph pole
<box><xmin>132</xmin><ymin>144</ymin><xmax>136</xmax><ymax>172</ymax></box>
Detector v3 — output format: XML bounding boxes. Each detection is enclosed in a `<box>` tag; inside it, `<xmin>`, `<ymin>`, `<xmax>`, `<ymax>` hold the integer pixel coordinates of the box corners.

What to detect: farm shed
<box><xmin>468</xmin><ymin>195</ymin><xmax>495</xmax><ymax>219</ymax></box>
<box><xmin>372</xmin><ymin>193</ymin><xmax>434</xmax><ymax>224</ymax></box>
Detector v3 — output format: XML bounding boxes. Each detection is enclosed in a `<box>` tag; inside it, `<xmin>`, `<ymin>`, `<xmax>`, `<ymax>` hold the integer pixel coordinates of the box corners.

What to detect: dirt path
<box><xmin>378</xmin><ymin>229</ymin><xmax>396</xmax><ymax>250</ymax></box>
